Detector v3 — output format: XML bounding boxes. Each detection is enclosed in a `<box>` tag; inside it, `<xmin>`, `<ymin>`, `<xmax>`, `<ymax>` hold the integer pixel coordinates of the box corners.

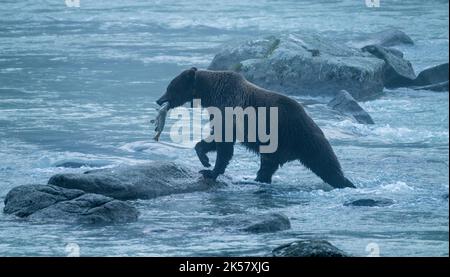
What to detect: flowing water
<box><xmin>0</xmin><ymin>0</ymin><xmax>448</xmax><ymax>256</ymax></box>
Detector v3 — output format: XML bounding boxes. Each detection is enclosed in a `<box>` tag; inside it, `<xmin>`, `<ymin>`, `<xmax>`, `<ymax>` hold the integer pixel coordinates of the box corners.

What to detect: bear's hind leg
<box><xmin>255</xmin><ymin>155</ymin><xmax>280</xmax><ymax>184</ymax></box>
<box><xmin>300</xmin><ymin>154</ymin><xmax>355</xmax><ymax>189</ymax></box>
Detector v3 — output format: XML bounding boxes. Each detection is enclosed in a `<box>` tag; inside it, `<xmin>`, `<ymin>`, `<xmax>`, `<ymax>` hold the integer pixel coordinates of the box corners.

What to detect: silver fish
<box><xmin>150</xmin><ymin>102</ymin><xmax>169</xmax><ymax>141</ymax></box>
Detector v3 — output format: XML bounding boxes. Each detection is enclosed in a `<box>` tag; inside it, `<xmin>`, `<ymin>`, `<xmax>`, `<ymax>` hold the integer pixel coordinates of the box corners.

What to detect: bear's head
<box><xmin>156</xmin><ymin>67</ymin><xmax>197</xmax><ymax>109</ymax></box>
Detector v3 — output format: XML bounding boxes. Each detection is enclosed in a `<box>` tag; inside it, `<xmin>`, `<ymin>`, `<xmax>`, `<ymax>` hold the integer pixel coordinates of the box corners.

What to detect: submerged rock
<box><xmin>328</xmin><ymin>90</ymin><xmax>374</xmax><ymax>124</ymax></box>
<box><xmin>209</xmin><ymin>33</ymin><xmax>385</xmax><ymax>100</ymax></box>
<box><xmin>218</xmin><ymin>213</ymin><xmax>291</xmax><ymax>234</ymax></box>
<box><xmin>411</xmin><ymin>81</ymin><xmax>449</xmax><ymax>92</ymax></box>
<box><xmin>55</xmin><ymin>161</ymin><xmax>88</xmax><ymax>168</ymax></box>
<box><xmin>3</xmin><ymin>185</ymin><xmax>138</xmax><ymax>224</ymax></box>
<box><xmin>362</xmin><ymin>44</ymin><xmax>416</xmax><ymax>88</ymax></box>
<box><xmin>48</xmin><ymin>161</ymin><xmax>225</xmax><ymax>200</ymax></box>
<box><xmin>272</xmin><ymin>240</ymin><xmax>349</xmax><ymax>257</ymax></box>
<box><xmin>54</xmin><ymin>161</ymin><xmax>108</xmax><ymax>168</ymax></box>
<box><xmin>350</xmin><ymin>28</ymin><xmax>414</xmax><ymax>48</ymax></box>
<box><xmin>344</xmin><ymin>198</ymin><xmax>394</xmax><ymax>207</ymax></box>
<box><xmin>242</xmin><ymin>213</ymin><xmax>291</xmax><ymax>233</ymax></box>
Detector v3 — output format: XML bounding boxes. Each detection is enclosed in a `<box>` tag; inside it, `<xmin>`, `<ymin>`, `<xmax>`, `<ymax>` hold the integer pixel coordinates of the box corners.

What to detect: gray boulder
<box><xmin>328</xmin><ymin>90</ymin><xmax>374</xmax><ymax>124</ymax></box>
<box><xmin>362</xmin><ymin>44</ymin><xmax>416</xmax><ymax>88</ymax></box>
<box><xmin>209</xmin><ymin>33</ymin><xmax>385</xmax><ymax>100</ymax></box>
<box><xmin>242</xmin><ymin>213</ymin><xmax>291</xmax><ymax>234</ymax></box>
<box><xmin>350</xmin><ymin>28</ymin><xmax>414</xmax><ymax>48</ymax></box>
<box><xmin>3</xmin><ymin>185</ymin><xmax>138</xmax><ymax>224</ymax></box>
<box><xmin>344</xmin><ymin>197</ymin><xmax>394</xmax><ymax>207</ymax></box>
<box><xmin>48</xmin><ymin>161</ymin><xmax>225</xmax><ymax>200</ymax></box>
<box><xmin>384</xmin><ymin>47</ymin><xmax>404</xmax><ymax>58</ymax></box>
<box><xmin>272</xmin><ymin>240</ymin><xmax>349</xmax><ymax>257</ymax></box>
<box><xmin>413</xmin><ymin>63</ymin><xmax>449</xmax><ymax>90</ymax></box>
<box><xmin>414</xmin><ymin>63</ymin><xmax>449</xmax><ymax>85</ymax></box>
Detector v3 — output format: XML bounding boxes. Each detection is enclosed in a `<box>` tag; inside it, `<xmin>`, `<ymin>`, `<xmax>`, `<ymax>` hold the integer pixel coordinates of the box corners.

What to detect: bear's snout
<box><xmin>156</xmin><ymin>95</ymin><xmax>169</xmax><ymax>106</ymax></box>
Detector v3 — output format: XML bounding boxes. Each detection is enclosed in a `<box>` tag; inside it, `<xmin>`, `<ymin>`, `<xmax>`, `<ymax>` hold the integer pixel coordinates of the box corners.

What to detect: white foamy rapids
<box><xmin>322</xmin><ymin>120</ymin><xmax>449</xmax><ymax>146</ymax></box>
<box><xmin>94</xmin><ymin>48</ymin><xmax>212</xmax><ymax>66</ymax></box>
<box><xmin>141</xmin><ymin>55</ymin><xmax>212</xmax><ymax>66</ymax></box>
<box><xmin>119</xmin><ymin>140</ymin><xmax>192</xmax><ymax>157</ymax></box>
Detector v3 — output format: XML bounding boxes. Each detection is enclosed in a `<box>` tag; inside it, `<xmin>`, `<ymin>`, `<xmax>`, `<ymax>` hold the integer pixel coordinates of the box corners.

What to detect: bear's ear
<box><xmin>186</xmin><ymin>67</ymin><xmax>197</xmax><ymax>78</ymax></box>
<box><xmin>187</xmin><ymin>67</ymin><xmax>197</xmax><ymax>86</ymax></box>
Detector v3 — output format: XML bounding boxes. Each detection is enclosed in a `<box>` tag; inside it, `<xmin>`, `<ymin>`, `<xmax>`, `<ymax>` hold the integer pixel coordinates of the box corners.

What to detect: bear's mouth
<box><xmin>156</xmin><ymin>95</ymin><xmax>169</xmax><ymax>106</ymax></box>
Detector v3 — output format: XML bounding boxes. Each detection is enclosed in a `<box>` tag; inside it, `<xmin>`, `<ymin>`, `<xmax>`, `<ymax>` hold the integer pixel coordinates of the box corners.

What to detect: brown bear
<box><xmin>156</xmin><ymin>67</ymin><xmax>355</xmax><ymax>189</ymax></box>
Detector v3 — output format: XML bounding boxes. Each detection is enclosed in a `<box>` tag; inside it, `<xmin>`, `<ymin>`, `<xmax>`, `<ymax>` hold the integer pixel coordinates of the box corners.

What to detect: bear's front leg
<box><xmin>199</xmin><ymin>142</ymin><xmax>234</xmax><ymax>180</ymax></box>
<box><xmin>195</xmin><ymin>138</ymin><xmax>216</xmax><ymax>168</ymax></box>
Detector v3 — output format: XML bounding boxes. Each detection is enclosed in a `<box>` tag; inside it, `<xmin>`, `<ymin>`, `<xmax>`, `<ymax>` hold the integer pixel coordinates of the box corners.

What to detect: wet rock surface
<box><xmin>48</xmin><ymin>161</ymin><xmax>226</xmax><ymax>200</ymax></box>
<box><xmin>4</xmin><ymin>185</ymin><xmax>139</xmax><ymax>224</ymax></box>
